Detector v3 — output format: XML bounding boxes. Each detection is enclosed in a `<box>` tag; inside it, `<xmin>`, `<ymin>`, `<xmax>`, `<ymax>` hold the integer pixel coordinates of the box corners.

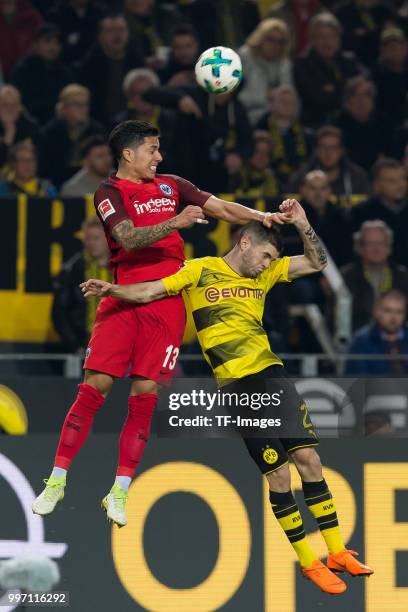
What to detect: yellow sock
<box><xmin>269</xmin><ymin>490</ymin><xmax>317</xmax><ymax>568</ymax></box>
<box><xmin>302</xmin><ymin>479</ymin><xmax>345</xmax><ymax>554</ymax></box>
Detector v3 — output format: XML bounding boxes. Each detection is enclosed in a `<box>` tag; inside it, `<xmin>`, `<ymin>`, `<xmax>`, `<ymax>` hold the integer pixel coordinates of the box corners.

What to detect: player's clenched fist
<box><xmin>173</xmin><ymin>205</ymin><xmax>209</xmax><ymax>229</ymax></box>
<box><xmin>80</xmin><ymin>279</ymin><xmax>113</xmax><ymax>298</ymax></box>
<box><xmin>278</xmin><ymin>199</ymin><xmax>308</xmax><ymax>227</ymax></box>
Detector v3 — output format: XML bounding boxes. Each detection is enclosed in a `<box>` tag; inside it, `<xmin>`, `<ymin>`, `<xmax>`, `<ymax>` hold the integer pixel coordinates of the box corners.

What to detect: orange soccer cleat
<box><xmin>301</xmin><ymin>559</ymin><xmax>347</xmax><ymax>594</ymax></box>
<box><xmin>327</xmin><ymin>549</ymin><xmax>374</xmax><ymax>577</ymax></box>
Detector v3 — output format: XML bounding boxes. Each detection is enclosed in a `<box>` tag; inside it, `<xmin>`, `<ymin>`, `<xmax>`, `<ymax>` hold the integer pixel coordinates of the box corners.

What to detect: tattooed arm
<box><xmin>111</xmin><ymin>205</ymin><xmax>208</xmax><ymax>251</ymax></box>
<box><xmin>288</xmin><ymin>223</ymin><xmax>328</xmax><ymax>279</ymax></box>
<box><xmin>277</xmin><ymin>199</ymin><xmax>328</xmax><ymax>280</ymax></box>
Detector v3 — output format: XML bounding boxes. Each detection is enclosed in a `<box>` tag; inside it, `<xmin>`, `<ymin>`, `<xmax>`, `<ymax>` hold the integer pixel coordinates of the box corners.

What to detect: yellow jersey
<box><xmin>162</xmin><ymin>256</ymin><xmax>292</xmax><ymax>381</ymax></box>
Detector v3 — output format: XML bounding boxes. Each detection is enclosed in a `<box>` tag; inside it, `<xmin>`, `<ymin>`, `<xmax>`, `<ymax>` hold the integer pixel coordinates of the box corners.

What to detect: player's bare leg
<box><xmin>292</xmin><ymin>447</ymin><xmax>374</xmax><ymax>577</ymax></box>
<box><xmin>266</xmin><ymin>462</ymin><xmax>347</xmax><ymax>594</ymax></box>
<box><xmin>101</xmin><ymin>376</ymin><xmax>159</xmax><ymax>528</ymax></box>
<box><xmin>32</xmin><ymin>371</ymin><xmax>113</xmax><ymax>516</ymax></box>
<box><xmin>84</xmin><ymin>371</ymin><xmax>115</xmax><ymax>396</ymax></box>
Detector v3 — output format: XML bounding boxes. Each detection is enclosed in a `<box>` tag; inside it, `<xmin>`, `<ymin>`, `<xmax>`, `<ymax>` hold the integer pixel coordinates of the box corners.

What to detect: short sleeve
<box><xmin>265</xmin><ymin>257</ymin><xmax>292</xmax><ymax>290</ymax></box>
<box><xmin>162</xmin><ymin>259</ymin><xmax>203</xmax><ymax>295</ymax></box>
<box><xmin>94</xmin><ymin>183</ymin><xmax>129</xmax><ymax>233</ymax></box>
<box><xmin>163</xmin><ymin>174</ymin><xmax>212</xmax><ymax>208</ymax></box>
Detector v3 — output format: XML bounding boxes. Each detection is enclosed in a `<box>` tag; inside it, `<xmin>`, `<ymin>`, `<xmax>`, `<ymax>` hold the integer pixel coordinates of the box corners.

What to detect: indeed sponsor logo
<box><xmin>133</xmin><ymin>197</ymin><xmax>176</xmax><ymax>214</ymax></box>
<box><xmin>205</xmin><ymin>286</ymin><xmax>264</xmax><ymax>303</ymax></box>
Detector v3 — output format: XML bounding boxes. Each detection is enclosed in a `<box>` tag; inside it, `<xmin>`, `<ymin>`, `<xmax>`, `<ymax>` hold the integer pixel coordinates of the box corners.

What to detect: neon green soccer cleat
<box><xmin>32</xmin><ymin>474</ymin><xmax>66</xmax><ymax>516</ymax></box>
<box><xmin>101</xmin><ymin>482</ymin><xmax>128</xmax><ymax>528</ymax></box>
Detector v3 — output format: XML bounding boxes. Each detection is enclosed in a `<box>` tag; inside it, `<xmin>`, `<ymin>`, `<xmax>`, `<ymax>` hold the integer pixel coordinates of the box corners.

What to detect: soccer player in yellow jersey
<box><xmin>81</xmin><ymin>199</ymin><xmax>373</xmax><ymax>594</ymax></box>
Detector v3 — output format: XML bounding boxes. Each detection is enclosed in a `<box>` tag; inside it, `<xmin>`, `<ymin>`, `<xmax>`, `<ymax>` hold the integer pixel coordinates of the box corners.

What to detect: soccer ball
<box><xmin>195</xmin><ymin>46</ymin><xmax>243</xmax><ymax>94</ymax></box>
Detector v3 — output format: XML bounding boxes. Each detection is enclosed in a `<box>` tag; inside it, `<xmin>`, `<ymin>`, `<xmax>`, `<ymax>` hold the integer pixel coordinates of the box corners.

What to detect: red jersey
<box><xmin>94</xmin><ymin>173</ymin><xmax>212</xmax><ymax>283</ymax></box>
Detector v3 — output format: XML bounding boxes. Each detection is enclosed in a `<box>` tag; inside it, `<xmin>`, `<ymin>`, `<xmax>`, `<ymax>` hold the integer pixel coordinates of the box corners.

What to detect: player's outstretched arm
<box><xmin>80</xmin><ymin>279</ymin><xmax>167</xmax><ymax>303</ymax></box>
<box><xmin>111</xmin><ymin>205</ymin><xmax>208</xmax><ymax>251</ymax></box>
<box><xmin>202</xmin><ymin>195</ymin><xmax>284</xmax><ymax>228</ymax></box>
<box><xmin>276</xmin><ymin>199</ymin><xmax>328</xmax><ymax>280</ymax></box>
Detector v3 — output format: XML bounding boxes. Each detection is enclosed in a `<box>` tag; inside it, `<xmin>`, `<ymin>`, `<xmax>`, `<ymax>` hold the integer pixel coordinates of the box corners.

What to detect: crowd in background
<box><xmin>1</xmin><ymin>0</ymin><xmax>408</xmax><ymax>374</ymax></box>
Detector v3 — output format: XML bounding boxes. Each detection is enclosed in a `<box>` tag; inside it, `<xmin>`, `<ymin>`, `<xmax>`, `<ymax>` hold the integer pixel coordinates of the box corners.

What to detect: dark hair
<box><xmin>8</xmin><ymin>141</ymin><xmax>37</xmax><ymax>164</ymax></box>
<box><xmin>238</xmin><ymin>221</ymin><xmax>283</xmax><ymax>253</ymax></box>
<box><xmin>371</xmin><ymin>157</ymin><xmax>403</xmax><ymax>180</ymax></box>
<box><xmin>108</xmin><ymin>120</ymin><xmax>159</xmax><ymax>166</ymax></box>
<box><xmin>170</xmin><ymin>23</ymin><xmax>199</xmax><ymax>41</ymax></box>
<box><xmin>343</xmin><ymin>76</ymin><xmax>376</xmax><ymax>104</ymax></box>
<box><xmin>98</xmin><ymin>13</ymin><xmax>127</xmax><ymax>33</ymax></box>
<box><xmin>34</xmin><ymin>23</ymin><xmax>61</xmax><ymax>42</ymax></box>
<box><xmin>80</xmin><ymin>135</ymin><xmax>108</xmax><ymax>158</ymax></box>
<box><xmin>315</xmin><ymin>125</ymin><xmax>343</xmax><ymax>146</ymax></box>
<box><xmin>364</xmin><ymin>410</ymin><xmax>391</xmax><ymax>425</ymax></box>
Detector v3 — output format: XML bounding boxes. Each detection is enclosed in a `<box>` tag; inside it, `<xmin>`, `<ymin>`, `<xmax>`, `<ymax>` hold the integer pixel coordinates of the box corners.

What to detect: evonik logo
<box><xmin>205</xmin><ymin>286</ymin><xmax>264</xmax><ymax>303</ymax></box>
<box><xmin>133</xmin><ymin>197</ymin><xmax>177</xmax><ymax>214</ymax></box>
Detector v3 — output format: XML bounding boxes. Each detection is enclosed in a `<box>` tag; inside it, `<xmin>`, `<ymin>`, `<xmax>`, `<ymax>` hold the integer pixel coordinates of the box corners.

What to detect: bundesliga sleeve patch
<box><xmin>98</xmin><ymin>198</ymin><xmax>115</xmax><ymax>221</ymax></box>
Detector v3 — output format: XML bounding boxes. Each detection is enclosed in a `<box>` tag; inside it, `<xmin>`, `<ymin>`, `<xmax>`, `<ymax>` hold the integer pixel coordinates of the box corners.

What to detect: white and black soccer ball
<box><xmin>195</xmin><ymin>46</ymin><xmax>243</xmax><ymax>95</ymax></box>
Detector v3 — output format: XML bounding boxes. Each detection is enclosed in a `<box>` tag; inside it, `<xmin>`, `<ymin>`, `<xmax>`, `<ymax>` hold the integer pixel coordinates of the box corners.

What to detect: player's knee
<box><xmin>83</xmin><ymin>370</ymin><xmax>114</xmax><ymax>397</ymax></box>
<box><xmin>130</xmin><ymin>377</ymin><xmax>159</xmax><ymax>396</ymax></box>
<box><xmin>266</xmin><ymin>463</ymin><xmax>291</xmax><ymax>492</ymax></box>
<box><xmin>292</xmin><ymin>447</ymin><xmax>322</xmax><ymax>480</ymax></box>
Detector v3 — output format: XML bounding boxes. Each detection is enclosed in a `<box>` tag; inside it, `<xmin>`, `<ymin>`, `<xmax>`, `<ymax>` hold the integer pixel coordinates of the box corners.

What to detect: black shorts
<box><xmin>223</xmin><ymin>365</ymin><xmax>319</xmax><ymax>474</ymax></box>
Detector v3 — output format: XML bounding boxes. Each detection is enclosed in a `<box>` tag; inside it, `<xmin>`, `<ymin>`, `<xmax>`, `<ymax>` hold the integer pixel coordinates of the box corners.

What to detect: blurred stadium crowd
<box><xmin>1</xmin><ymin>0</ymin><xmax>408</xmax><ymax>375</ymax></box>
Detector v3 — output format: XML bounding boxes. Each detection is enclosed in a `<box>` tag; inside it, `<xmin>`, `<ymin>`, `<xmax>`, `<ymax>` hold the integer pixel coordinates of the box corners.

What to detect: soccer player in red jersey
<box><xmin>32</xmin><ymin>120</ymin><xmax>278</xmax><ymax>526</ymax></box>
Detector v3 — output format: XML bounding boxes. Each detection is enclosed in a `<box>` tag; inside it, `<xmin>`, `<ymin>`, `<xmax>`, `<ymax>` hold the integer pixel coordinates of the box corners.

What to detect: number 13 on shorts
<box><xmin>162</xmin><ymin>344</ymin><xmax>180</xmax><ymax>371</ymax></box>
